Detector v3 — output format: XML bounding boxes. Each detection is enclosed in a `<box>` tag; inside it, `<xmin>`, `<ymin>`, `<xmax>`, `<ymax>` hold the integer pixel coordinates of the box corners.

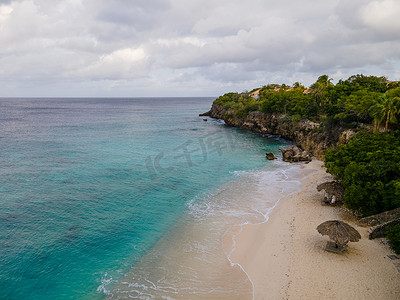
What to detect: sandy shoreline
<box><xmin>230</xmin><ymin>159</ymin><xmax>400</xmax><ymax>299</ymax></box>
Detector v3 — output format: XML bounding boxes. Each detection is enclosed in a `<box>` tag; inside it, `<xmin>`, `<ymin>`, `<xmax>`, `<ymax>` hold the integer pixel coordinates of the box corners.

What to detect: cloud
<box><xmin>0</xmin><ymin>0</ymin><xmax>399</xmax><ymax>96</ymax></box>
<box><xmin>74</xmin><ymin>47</ymin><xmax>149</xmax><ymax>79</ymax></box>
<box><xmin>94</xmin><ymin>0</ymin><xmax>169</xmax><ymax>27</ymax></box>
<box><xmin>0</xmin><ymin>0</ymin><xmax>15</xmax><ymax>4</ymax></box>
<box><xmin>361</xmin><ymin>0</ymin><xmax>400</xmax><ymax>38</ymax></box>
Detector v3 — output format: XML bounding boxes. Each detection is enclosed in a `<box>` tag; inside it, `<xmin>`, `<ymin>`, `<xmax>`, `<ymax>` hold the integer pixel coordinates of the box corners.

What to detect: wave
<box><xmin>107</xmin><ymin>162</ymin><xmax>306</xmax><ymax>299</ymax></box>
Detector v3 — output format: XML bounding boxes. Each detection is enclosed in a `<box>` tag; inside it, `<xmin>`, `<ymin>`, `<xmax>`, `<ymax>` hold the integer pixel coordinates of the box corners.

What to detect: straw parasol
<box><xmin>316</xmin><ymin>181</ymin><xmax>345</xmax><ymax>202</ymax></box>
<box><xmin>317</xmin><ymin>220</ymin><xmax>361</xmax><ymax>247</ymax></box>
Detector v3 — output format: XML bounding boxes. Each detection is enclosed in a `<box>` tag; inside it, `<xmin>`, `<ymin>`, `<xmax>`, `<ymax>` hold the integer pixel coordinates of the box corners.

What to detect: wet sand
<box><xmin>230</xmin><ymin>160</ymin><xmax>400</xmax><ymax>299</ymax></box>
<box><xmin>109</xmin><ymin>162</ymin><xmax>305</xmax><ymax>299</ymax></box>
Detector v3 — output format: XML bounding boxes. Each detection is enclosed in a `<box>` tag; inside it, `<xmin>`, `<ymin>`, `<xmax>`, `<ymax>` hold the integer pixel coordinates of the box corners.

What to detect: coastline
<box><xmin>229</xmin><ymin>159</ymin><xmax>400</xmax><ymax>299</ymax></box>
<box><xmin>108</xmin><ymin>157</ymin><xmax>400</xmax><ymax>299</ymax></box>
<box><xmin>108</xmin><ymin>160</ymin><xmax>305</xmax><ymax>299</ymax></box>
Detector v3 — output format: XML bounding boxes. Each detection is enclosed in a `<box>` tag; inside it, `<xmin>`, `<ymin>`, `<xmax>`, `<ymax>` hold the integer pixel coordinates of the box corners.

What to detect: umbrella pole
<box><xmin>325</xmin><ymin>241</ymin><xmax>348</xmax><ymax>253</ymax></box>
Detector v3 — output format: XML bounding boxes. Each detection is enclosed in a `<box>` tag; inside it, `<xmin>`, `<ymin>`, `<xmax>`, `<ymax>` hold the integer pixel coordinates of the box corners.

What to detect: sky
<box><xmin>0</xmin><ymin>0</ymin><xmax>400</xmax><ymax>97</ymax></box>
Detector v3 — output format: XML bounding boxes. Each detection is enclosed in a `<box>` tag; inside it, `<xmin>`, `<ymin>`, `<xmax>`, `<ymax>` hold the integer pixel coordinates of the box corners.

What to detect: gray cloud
<box><xmin>0</xmin><ymin>0</ymin><xmax>399</xmax><ymax>97</ymax></box>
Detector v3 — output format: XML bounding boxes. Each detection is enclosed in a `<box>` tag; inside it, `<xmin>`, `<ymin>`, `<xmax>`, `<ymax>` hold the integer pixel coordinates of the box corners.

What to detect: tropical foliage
<box><xmin>213</xmin><ymin>75</ymin><xmax>400</xmax><ymax>219</ymax></box>
<box><xmin>324</xmin><ymin>131</ymin><xmax>400</xmax><ymax>216</ymax></box>
<box><xmin>213</xmin><ymin>74</ymin><xmax>400</xmax><ymax>130</ymax></box>
<box><xmin>386</xmin><ymin>224</ymin><xmax>400</xmax><ymax>255</ymax></box>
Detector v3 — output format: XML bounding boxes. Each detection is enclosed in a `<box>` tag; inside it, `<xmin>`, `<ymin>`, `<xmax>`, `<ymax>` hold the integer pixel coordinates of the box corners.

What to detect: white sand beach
<box><xmin>230</xmin><ymin>159</ymin><xmax>400</xmax><ymax>299</ymax></box>
<box><xmin>110</xmin><ymin>159</ymin><xmax>400</xmax><ymax>299</ymax></box>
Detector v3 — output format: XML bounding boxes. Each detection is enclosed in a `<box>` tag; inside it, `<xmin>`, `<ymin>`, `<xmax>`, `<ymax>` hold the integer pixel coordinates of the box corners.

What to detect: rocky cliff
<box><xmin>201</xmin><ymin>104</ymin><xmax>357</xmax><ymax>159</ymax></box>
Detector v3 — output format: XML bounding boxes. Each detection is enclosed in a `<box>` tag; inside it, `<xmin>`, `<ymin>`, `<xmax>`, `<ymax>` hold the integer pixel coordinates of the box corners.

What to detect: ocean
<box><xmin>0</xmin><ymin>97</ymin><xmax>304</xmax><ymax>299</ymax></box>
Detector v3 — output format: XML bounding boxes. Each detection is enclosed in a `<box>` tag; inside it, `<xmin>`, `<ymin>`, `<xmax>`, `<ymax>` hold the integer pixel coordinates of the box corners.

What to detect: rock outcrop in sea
<box><xmin>265</xmin><ymin>152</ymin><xmax>277</xmax><ymax>160</ymax></box>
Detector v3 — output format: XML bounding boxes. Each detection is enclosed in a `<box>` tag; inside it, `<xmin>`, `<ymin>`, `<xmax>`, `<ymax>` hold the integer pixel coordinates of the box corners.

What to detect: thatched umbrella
<box><xmin>317</xmin><ymin>220</ymin><xmax>361</xmax><ymax>249</ymax></box>
<box><xmin>316</xmin><ymin>181</ymin><xmax>345</xmax><ymax>203</ymax></box>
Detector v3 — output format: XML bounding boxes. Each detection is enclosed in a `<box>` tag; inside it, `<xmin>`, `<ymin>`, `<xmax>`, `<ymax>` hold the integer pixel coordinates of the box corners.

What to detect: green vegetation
<box><xmin>324</xmin><ymin>131</ymin><xmax>400</xmax><ymax>217</ymax></box>
<box><xmin>213</xmin><ymin>74</ymin><xmax>400</xmax><ymax>130</ymax></box>
<box><xmin>259</xmin><ymin>89</ymin><xmax>317</xmax><ymax>117</ymax></box>
<box><xmin>386</xmin><ymin>224</ymin><xmax>400</xmax><ymax>255</ymax></box>
<box><xmin>213</xmin><ymin>74</ymin><xmax>400</xmax><ymax>220</ymax></box>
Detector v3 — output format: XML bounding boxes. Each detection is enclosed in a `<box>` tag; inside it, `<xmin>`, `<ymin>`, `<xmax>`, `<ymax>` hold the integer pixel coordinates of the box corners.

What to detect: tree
<box><xmin>280</xmin><ymin>84</ymin><xmax>290</xmax><ymax>91</ymax></box>
<box><xmin>315</xmin><ymin>75</ymin><xmax>333</xmax><ymax>86</ymax></box>
<box><xmin>325</xmin><ymin>131</ymin><xmax>400</xmax><ymax>216</ymax></box>
<box><xmin>385</xmin><ymin>89</ymin><xmax>400</xmax><ymax>130</ymax></box>
<box><xmin>292</xmin><ymin>82</ymin><xmax>306</xmax><ymax>92</ymax></box>
<box><xmin>310</xmin><ymin>75</ymin><xmax>333</xmax><ymax>108</ymax></box>
<box><xmin>369</xmin><ymin>91</ymin><xmax>400</xmax><ymax>131</ymax></box>
<box><xmin>262</xmin><ymin>83</ymin><xmax>281</xmax><ymax>90</ymax></box>
<box><xmin>345</xmin><ymin>74</ymin><xmax>388</xmax><ymax>93</ymax></box>
<box><xmin>386</xmin><ymin>224</ymin><xmax>400</xmax><ymax>254</ymax></box>
<box><xmin>336</xmin><ymin>89</ymin><xmax>380</xmax><ymax>123</ymax></box>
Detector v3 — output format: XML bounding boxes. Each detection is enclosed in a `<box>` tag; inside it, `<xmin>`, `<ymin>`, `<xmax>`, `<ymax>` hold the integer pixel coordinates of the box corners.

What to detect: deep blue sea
<box><xmin>0</xmin><ymin>98</ymin><xmax>302</xmax><ymax>299</ymax></box>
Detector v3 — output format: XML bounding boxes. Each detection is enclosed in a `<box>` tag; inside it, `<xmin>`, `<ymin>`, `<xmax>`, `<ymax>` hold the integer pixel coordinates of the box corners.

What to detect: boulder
<box><xmin>358</xmin><ymin>207</ymin><xmax>400</xmax><ymax>239</ymax></box>
<box><xmin>359</xmin><ymin>207</ymin><xmax>400</xmax><ymax>227</ymax></box>
<box><xmin>266</xmin><ymin>152</ymin><xmax>277</xmax><ymax>160</ymax></box>
<box><xmin>368</xmin><ymin>219</ymin><xmax>400</xmax><ymax>239</ymax></box>
<box><xmin>279</xmin><ymin>145</ymin><xmax>312</xmax><ymax>163</ymax></box>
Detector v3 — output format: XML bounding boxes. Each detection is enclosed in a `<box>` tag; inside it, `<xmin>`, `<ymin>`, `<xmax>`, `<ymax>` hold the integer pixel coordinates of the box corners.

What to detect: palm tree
<box><xmin>387</xmin><ymin>87</ymin><xmax>400</xmax><ymax>125</ymax></box>
<box><xmin>310</xmin><ymin>75</ymin><xmax>333</xmax><ymax>108</ymax></box>
<box><xmin>369</xmin><ymin>93</ymin><xmax>400</xmax><ymax>131</ymax></box>
<box><xmin>292</xmin><ymin>82</ymin><xmax>306</xmax><ymax>92</ymax></box>
<box><xmin>369</xmin><ymin>103</ymin><xmax>385</xmax><ymax>131</ymax></box>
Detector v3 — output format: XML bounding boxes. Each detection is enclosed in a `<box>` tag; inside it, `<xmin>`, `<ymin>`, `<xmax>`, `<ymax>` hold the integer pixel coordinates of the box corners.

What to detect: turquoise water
<box><xmin>0</xmin><ymin>98</ymin><xmax>293</xmax><ymax>299</ymax></box>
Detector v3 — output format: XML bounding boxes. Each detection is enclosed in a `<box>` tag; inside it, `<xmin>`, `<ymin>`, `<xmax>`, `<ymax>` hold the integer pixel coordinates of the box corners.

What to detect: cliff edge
<box><xmin>201</xmin><ymin>104</ymin><xmax>356</xmax><ymax>160</ymax></box>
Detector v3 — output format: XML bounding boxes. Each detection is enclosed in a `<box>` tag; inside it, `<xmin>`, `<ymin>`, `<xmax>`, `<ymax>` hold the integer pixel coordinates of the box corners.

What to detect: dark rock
<box><xmin>279</xmin><ymin>145</ymin><xmax>312</xmax><ymax>163</ymax></box>
<box><xmin>358</xmin><ymin>207</ymin><xmax>400</xmax><ymax>239</ymax></box>
<box><xmin>266</xmin><ymin>152</ymin><xmax>277</xmax><ymax>160</ymax></box>
<box><xmin>360</xmin><ymin>207</ymin><xmax>400</xmax><ymax>227</ymax></box>
<box><xmin>203</xmin><ymin>119</ymin><xmax>208</xmax><ymax>122</ymax></box>
<box><xmin>199</xmin><ymin>111</ymin><xmax>210</xmax><ymax>116</ymax></box>
<box><xmin>368</xmin><ymin>218</ymin><xmax>400</xmax><ymax>239</ymax></box>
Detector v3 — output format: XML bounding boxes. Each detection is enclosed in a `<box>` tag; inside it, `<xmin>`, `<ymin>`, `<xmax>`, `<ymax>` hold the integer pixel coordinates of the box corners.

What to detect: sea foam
<box><xmin>109</xmin><ymin>161</ymin><xmax>305</xmax><ymax>299</ymax></box>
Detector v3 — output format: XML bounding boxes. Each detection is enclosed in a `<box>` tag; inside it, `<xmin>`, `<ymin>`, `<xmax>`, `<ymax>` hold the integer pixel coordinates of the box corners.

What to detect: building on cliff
<box><xmin>250</xmin><ymin>89</ymin><xmax>260</xmax><ymax>99</ymax></box>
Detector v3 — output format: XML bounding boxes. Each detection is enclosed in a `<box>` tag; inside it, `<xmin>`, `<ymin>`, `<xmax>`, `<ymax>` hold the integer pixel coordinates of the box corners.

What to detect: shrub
<box><xmin>291</xmin><ymin>114</ymin><xmax>302</xmax><ymax>124</ymax></box>
<box><xmin>325</xmin><ymin>131</ymin><xmax>400</xmax><ymax>216</ymax></box>
<box><xmin>235</xmin><ymin>109</ymin><xmax>248</xmax><ymax>119</ymax></box>
<box><xmin>386</xmin><ymin>224</ymin><xmax>400</xmax><ymax>254</ymax></box>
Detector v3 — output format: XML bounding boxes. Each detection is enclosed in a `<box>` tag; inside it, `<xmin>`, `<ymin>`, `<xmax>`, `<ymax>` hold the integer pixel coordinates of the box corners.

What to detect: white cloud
<box><xmin>0</xmin><ymin>4</ymin><xmax>13</xmax><ymax>15</ymax></box>
<box><xmin>74</xmin><ymin>47</ymin><xmax>149</xmax><ymax>79</ymax></box>
<box><xmin>105</xmin><ymin>48</ymin><xmax>147</xmax><ymax>64</ymax></box>
<box><xmin>154</xmin><ymin>37</ymin><xmax>206</xmax><ymax>48</ymax></box>
<box><xmin>361</xmin><ymin>0</ymin><xmax>400</xmax><ymax>37</ymax></box>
